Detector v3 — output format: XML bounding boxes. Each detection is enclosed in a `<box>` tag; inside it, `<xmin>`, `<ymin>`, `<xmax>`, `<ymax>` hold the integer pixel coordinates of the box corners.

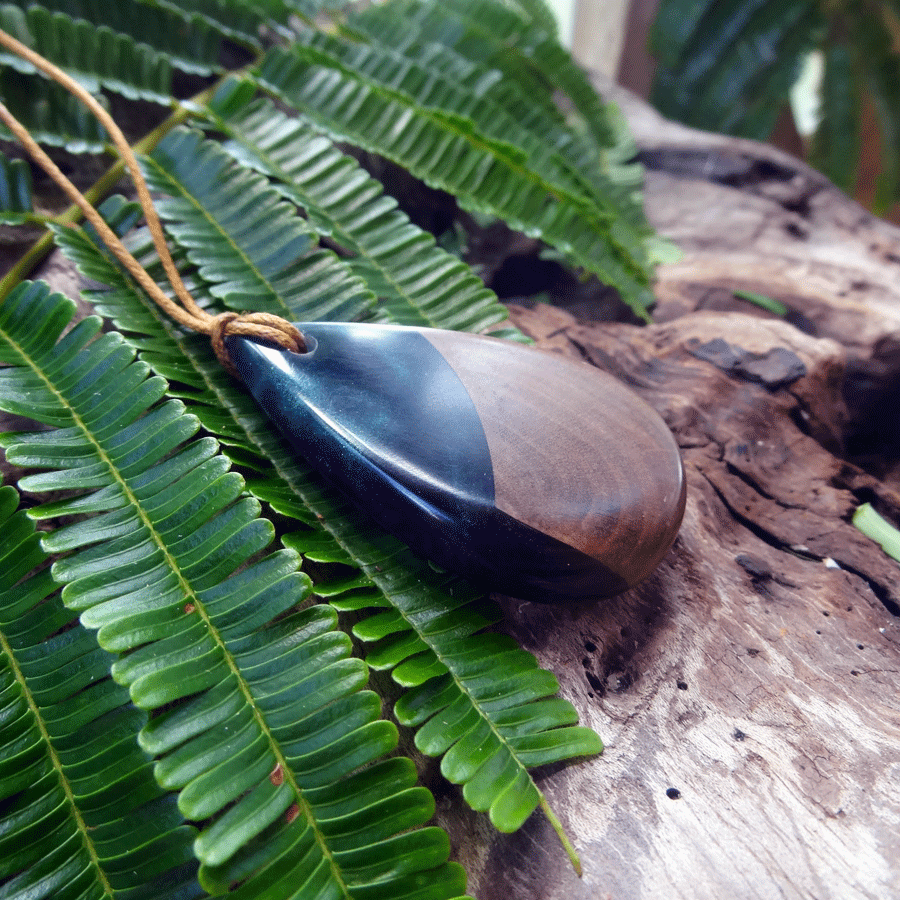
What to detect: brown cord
<box><xmin>210</xmin><ymin>311</ymin><xmax>307</xmax><ymax>377</ymax></box>
<box><xmin>0</xmin><ymin>27</ymin><xmax>307</xmax><ymax>376</ymax></box>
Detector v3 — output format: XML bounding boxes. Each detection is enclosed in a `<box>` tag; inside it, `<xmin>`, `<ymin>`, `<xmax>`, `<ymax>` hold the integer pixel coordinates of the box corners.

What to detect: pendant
<box><xmin>227</xmin><ymin>322</ymin><xmax>685</xmax><ymax>603</ymax></box>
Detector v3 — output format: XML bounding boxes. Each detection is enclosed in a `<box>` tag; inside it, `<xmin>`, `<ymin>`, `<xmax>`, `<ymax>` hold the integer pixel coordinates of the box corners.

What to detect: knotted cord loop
<box><xmin>210</xmin><ymin>311</ymin><xmax>308</xmax><ymax>377</ymax></box>
<box><xmin>0</xmin><ymin>27</ymin><xmax>308</xmax><ymax>381</ymax></box>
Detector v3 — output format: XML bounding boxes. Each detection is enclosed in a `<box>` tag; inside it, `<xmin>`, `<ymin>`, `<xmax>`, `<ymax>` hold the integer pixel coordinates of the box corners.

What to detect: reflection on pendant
<box><xmin>227</xmin><ymin>322</ymin><xmax>686</xmax><ymax>603</ymax></box>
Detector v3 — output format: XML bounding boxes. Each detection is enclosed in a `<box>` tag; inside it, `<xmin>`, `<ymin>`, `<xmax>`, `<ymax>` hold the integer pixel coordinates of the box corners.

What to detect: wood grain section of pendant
<box><xmin>424</xmin><ymin>329</ymin><xmax>686</xmax><ymax>593</ymax></box>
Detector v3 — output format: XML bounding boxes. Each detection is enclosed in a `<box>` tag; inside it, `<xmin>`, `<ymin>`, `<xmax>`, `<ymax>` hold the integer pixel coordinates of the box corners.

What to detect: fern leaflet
<box><xmin>0</xmin><ymin>4</ymin><xmax>174</xmax><ymax>103</ymax></box>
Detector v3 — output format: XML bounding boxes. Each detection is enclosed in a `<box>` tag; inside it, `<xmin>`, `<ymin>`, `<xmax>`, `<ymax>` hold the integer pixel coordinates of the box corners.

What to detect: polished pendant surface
<box><xmin>227</xmin><ymin>322</ymin><xmax>685</xmax><ymax>603</ymax></box>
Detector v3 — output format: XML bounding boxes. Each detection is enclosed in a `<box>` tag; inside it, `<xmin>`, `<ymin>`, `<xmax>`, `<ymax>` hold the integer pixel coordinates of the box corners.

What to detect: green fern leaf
<box><xmin>342</xmin><ymin>0</ymin><xmax>656</xmax><ymax>258</ymax></box>
<box><xmin>0</xmin><ymin>148</ymin><xmax>33</xmax><ymax>223</ymax></box>
<box><xmin>285</xmin><ymin>523</ymin><xmax>603</xmax><ymax>833</ymax></box>
<box><xmin>142</xmin><ymin>126</ymin><xmax>376</xmax><ymax>322</ymax></box>
<box><xmin>203</xmin><ymin>82</ymin><xmax>511</xmax><ymax>331</ymax></box>
<box><xmin>4</xmin><ymin>0</ymin><xmax>223</xmax><ymax>76</ymax></box>
<box><xmin>348</xmin><ymin>0</ymin><xmax>627</xmax><ymax>178</ymax></box>
<box><xmin>283</xmin><ymin>25</ymin><xmax>608</xmax><ymax>210</ymax></box>
<box><xmin>0</xmin><ymin>3</ymin><xmax>174</xmax><ymax>104</ymax></box>
<box><xmin>145</xmin><ymin>0</ymin><xmax>267</xmax><ymax>49</ymax></box>
<box><xmin>652</xmin><ymin>0</ymin><xmax>900</xmax><ymax>211</ymax></box>
<box><xmin>0</xmin><ymin>280</ymin><xmax>472</xmax><ymax>899</ymax></box>
<box><xmin>339</xmin><ymin>10</ymin><xmax>625</xmax><ymax>241</ymax></box>
<box><xmin>650</xmin><ymin>0</ymin><xmax>824</xmax><ymax>139</ymax></box>
<box><xmin>255</xmin><ymin>37</ymin><xmax>655</xmax><ymax>314</ymax></box>
<box><xmin>0</xmin><ymin>479</ymin><xmax>202</xmax><ymax>900</ymax></box>
<box><xmin>343</xmin><ymin>0</ymin><xmax>668</xmax><ymax>259</ymax></box>
<box><xmin>0</xmin><ymin>69</ymin><xmax>107</xmax><ymax>152</ymax></box>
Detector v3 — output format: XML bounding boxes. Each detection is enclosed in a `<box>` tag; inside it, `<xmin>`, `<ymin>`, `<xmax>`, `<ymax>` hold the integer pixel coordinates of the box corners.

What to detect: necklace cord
<box><xmin>0</xmin><ymin>28</ymin><xmax>307</xmax><ymax>376</ymax></box>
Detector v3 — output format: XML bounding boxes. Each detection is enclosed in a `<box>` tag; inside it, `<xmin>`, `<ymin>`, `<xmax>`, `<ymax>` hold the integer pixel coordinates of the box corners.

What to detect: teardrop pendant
<box><xmin>227</xmin><ymin>323</ymin><xmax>685</xmax><ymax>603</ymax></box>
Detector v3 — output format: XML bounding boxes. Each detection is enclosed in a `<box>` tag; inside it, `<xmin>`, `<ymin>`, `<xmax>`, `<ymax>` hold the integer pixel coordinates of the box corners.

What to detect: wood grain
<box><xmin>425</xmin><ymin>329</ymin><xmax>685</xmax><ymax>591</ymax></box>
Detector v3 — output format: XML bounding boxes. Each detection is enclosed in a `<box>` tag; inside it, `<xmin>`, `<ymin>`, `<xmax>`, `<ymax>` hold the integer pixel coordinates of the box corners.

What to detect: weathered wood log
<box><xmin>439</xmin><ymin>85</ymin><xmax>900</xmax><ymax>900</ymax></box>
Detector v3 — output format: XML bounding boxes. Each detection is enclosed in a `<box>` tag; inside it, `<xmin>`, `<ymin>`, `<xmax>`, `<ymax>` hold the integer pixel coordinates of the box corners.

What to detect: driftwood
<box><xmin>439</xmin><ymin>86</ymin><xmax>900</xmax><ymax>899</ymax></box>
<box><xmin>5</xmin><ymin>86</ymin><xmax>899</xmax><ymax>900</ymax></box>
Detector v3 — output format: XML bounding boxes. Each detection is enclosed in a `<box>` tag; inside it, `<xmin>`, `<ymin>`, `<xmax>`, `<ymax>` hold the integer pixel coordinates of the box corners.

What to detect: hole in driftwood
<box><xmin>843</xmin><ymin>351</ymin><xmax>900</xmax><ymax>475</ymax></box>
<box><xmin>585</xmin><ymin>671</ymin><xmax>604</xmax><ymax>696</ymax></box>
<box><xmin>489</xmin><ymin>254</ymin><xmax>566</xmax><ymax>299</ymax></box>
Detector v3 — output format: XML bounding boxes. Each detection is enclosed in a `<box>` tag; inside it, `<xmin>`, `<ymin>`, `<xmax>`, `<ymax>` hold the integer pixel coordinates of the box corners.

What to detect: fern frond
<box><xmin>0</xmin><ymin>3</ymin><xmax>173</xmax><ymax>103</ymax></box>
<box><xmin>0</xmin><ymin>281</ymin><xmax>471</xmax><ymax>899</ymax></box>
<box><xmin>649</xmin><ymin>0</ymin><xmax>823</xmax><ymax>139</ymax></box>
<box><xmin>5</xmin><ymin>0</ymin><xmax>224</xmax><ymax>76</ymax></box>
<box><xmin>348</xmin><ymin>0</ymin><xmax>620</xmax><ymax>163</ymax></box>
<box><xmin>143</xmin><ymin>127</ymin><xmax>376</xmax><ymax>322</ymax></box>
<box><xmin>0</xmin><ymin>69</ymin><xmax>107</xmax><ymax>152</ymax></box>
<box><xmin>0</xmin><ymin>148</ymin><xmax>33</xmax><ymax>223</ymax></box>
<box><xmin>351</xmin><ymin>0</ymin><xmax>666</xmax><ymax>263</ymax></box>
<box><xmin>255</xmin><ymin>38</ymin><xmax>655</xmax><ymax>314</ymax></box>
<box><xmin>345</xmin><ymin>0</ymin><xmax>657</xmax><ymax>253</ymax></box>
<box><xmin>284</xmin><ymin>25</ymin><xmax>603</xmax><ymax>207</ymax></box>
<box><xmin>203</xmin><ymin>82</ymin><xmax>510</xmax><ymax>331</ymax></box>
<box><xmin>288</xmin><ymin>525</ymin><xmax>603</xmax><ymax>832</ymax></box>
<box><xmin>146</xmin><ymin>0</ymin><xmax>267</xmax><ymax>49</ymax></box>
<box><xmin>498</xmin><ymin>0</ymin><xmax>559</xmax><ymax>36</ymax></box>
<box><xmin>0</xmin><ymin>480</ymin><xmax>202</xmax><ymax>900</ymax></box>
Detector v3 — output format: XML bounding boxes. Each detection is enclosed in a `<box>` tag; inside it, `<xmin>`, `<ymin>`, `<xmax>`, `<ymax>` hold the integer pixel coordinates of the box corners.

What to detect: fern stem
<box><xmin>1</xmin><ymin>158</ymin><xmax>120</xmax><ymax>299</ymax></box>
<box><xmin>539</xmin><ymin>795</ymin><xmax>583</xmax><ymax>876</ymax></box>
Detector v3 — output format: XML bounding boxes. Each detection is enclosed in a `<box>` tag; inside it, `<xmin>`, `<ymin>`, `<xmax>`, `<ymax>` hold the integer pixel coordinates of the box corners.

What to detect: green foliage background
<box><xmin>0</xmin><ymin>1</ymin><xmax>664</xmax><ymax>897</ymax></box>
<box><xmin>651</xmin><ymin>0</ymin><xmax>900</xmax><ymax>215</ymax></box>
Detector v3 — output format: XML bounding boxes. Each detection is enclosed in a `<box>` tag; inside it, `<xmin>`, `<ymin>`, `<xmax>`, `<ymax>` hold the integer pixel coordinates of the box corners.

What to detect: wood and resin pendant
<box><xmin>227</xmin><ymin>323</ymin><xmax>686</xmax><ymax>603</ymax></box>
